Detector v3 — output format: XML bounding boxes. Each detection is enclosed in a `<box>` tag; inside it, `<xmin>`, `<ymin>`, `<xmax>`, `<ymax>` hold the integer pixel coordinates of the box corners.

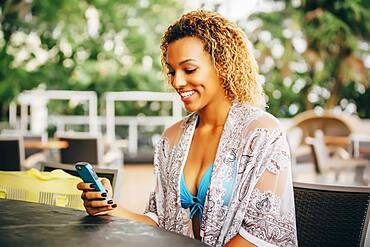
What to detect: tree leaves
<box><xmin>249</xmin><ymin>0</ymin><xmax>370</xmax><ymax>117</ymax></box>
<box><xmin>0</xmin><ymin>0</ymin><xmax>184</xmax><ymax>120</ymax></box>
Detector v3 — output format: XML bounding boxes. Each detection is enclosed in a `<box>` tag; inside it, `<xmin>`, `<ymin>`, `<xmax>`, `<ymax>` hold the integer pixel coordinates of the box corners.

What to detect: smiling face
<box><xmin>166</xmin><ymin>36</ymin><xmax>227</xmax><ymax>112</ymax></box>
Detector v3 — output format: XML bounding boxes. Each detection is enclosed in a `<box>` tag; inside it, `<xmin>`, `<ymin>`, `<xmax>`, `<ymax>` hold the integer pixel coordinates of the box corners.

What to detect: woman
<box><xmin>78</xmin><ymin>10</ymin><xmax>297</xmax><ymax>247</ymax></box>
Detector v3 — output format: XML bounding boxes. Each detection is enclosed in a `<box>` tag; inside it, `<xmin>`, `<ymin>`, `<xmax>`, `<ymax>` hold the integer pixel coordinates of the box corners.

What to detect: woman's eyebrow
<box><xmin>179</xmin><ymin>58</ymin><xmax>197</xmax><ymax>65</ymax></box>
<box><xmin>166</xmin><ymin>59</ymin><xmax>198</xmax><ymax>68</ymax></box>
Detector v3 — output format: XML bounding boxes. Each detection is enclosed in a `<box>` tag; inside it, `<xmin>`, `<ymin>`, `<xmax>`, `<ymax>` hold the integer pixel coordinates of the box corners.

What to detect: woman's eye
<box><xmin>185</xmin><ymin>68</ymin><xmax>197</xmax><ymax>74</ymax></box>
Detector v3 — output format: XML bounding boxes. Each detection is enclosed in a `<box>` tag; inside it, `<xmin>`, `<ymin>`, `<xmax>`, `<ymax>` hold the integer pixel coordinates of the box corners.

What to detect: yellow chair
<box><xmin>0</xmin><ymin>168</ymin><xmax>84</xmax><ymax>210</ymax></box>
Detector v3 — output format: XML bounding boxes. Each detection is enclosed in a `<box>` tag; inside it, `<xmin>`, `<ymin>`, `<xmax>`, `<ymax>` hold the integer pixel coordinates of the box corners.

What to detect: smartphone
<box><xmin>75</xmin><ymin>162</ymin><xmax>106</xmax><ymax>192</ymax></box>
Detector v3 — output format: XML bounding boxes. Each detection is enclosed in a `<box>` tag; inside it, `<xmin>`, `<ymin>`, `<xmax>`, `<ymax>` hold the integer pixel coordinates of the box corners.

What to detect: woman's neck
<box><xmin>197</xmin><ymin>98</ymin><xmax>232</xmax><ymax>129</ymax></box>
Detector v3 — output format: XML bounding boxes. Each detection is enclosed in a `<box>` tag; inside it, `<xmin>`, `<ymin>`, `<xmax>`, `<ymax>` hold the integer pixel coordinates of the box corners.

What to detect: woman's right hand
<box><xmin>77</xmin><ymin>178</ymin><xmax>117</xmax><ymax>216</ymax></box>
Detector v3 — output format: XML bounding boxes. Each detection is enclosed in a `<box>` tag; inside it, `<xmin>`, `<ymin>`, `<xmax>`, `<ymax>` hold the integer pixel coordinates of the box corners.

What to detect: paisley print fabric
<box><xmin>144</xmin><ymin>102</ymin><xmax>298</xmax><ymax>246</ymax></box>
<box><xmin>240</xmin><ymin>188</ymin><xmax>296</xmax><ymax>247</ymax></box>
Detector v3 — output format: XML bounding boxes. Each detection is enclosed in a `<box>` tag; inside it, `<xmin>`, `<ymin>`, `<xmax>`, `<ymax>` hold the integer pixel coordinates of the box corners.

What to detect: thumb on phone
<box><xmin>101</xmin><ymin>178</ymin><xmax>112</xmax><ymax>196</ymax></box>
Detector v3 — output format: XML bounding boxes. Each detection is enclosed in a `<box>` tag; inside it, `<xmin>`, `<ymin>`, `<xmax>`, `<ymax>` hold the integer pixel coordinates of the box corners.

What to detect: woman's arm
<box><xmin>230</xmin><ymin>116</ymin><xmax>297</xmax><ymax>246</ymax></box>
<box><xmin>77</xmin><ymin>178</ymin><xmax>158</xmax><ymax>226</ymax></box>
<box><xmin>109</xmin><ymin>204</ymin><xmax>158</xmax><ymax>226</ymax></box>
<box><xmin>225</xmin><ymin>234</ymin><xmax>256</xmax><ymax>247</ymax></box>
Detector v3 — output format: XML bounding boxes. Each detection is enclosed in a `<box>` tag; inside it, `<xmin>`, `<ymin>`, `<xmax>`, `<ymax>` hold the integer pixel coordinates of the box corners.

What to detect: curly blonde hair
<box><xmin>160</xmin><ymin>10</ymin><xmax>266</xmax><ymax>108</ymax></box>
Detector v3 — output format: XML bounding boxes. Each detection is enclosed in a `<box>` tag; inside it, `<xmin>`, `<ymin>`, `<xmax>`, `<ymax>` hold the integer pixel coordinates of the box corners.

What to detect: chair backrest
<box><xmin>55</xmin><ymin>133</ymin><xmax>103</xmax><ymax>165</ymax></box>
<box><xmin>39</xmin><ymin>162</ymin><xmax>120</xmax><ymax>196</ymax></box>
<box><xmin>23</xmin><ymin>134</ymin><xmax>44</xmax><ymax>158</ymax></box>
<box><xmin>0</xmin><ymin>130</ymin><xmax>47</xmax><ymax>158</ymax></box>
<box><xmin>289</xmin><ymin>110</ymin><xmax>360</xmax><ymax>147</ymax></box>
<box><xmin>294</xmin><ymin>182</ymin><xmax>370</xmax><ymax>247</ymax></box>
<box><xmin>305</xmin><ymin>130</ymin><xmax>330</xmax><ymax>173</ymax></box>
<box><xmin>0</xmin><ymin>137</ymin><xmax>24</xmax><ymax>171</ymax></box>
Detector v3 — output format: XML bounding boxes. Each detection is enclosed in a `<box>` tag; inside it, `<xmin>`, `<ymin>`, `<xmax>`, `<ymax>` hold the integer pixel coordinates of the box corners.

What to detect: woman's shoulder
<box><xmin>161</xmin><ymin>113</ymin><xmax>196</xmax><ymax>143</ymax></box>
<box><xmin>239</xmin><ymin>104</ymin><xmax>281</xmax><ymax>131</ymax></box>
<box><xmin>251</xmin><ymin>111</ymin><xmax>281</xmax><ymax>130</ymax></box>
<box><xmin>162</xmin><ymin>120</ymin><xmax>182</xmax><ymax>140</ymax></box>
<box><xmin>231</xmin><ymin>103</ymin><xmax>275</xmax><ymax>128</ymax></box>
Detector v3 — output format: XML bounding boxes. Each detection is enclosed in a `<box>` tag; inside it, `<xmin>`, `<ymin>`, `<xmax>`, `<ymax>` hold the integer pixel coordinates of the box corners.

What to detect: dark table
<box><xmin>0</xmin><ymin>199</ymin><xmax>204</xmax><ymax>247</ymax></box>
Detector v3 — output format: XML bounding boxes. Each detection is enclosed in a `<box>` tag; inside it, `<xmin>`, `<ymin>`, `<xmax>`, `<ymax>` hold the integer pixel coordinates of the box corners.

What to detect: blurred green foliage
<box><xmin>0</xmin><ymin>0</ymin><xmax>184</xmax><ymax>119</ymax></box>
<box><xmin>241</xmin><ymin>0</ymin><xmax>370</xmax><ymax>117</ymax></box>
<box><xmin>0</xmin><ymin>0</ymin><xmax>369</xmax><ymax>121</ymax></box>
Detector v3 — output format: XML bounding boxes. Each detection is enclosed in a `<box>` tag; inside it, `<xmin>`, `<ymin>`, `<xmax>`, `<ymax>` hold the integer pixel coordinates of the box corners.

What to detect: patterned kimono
<box><xmin>144</xmin><ymin>102</ymin><xmax>298</xmax><ymax>246</ymax></box>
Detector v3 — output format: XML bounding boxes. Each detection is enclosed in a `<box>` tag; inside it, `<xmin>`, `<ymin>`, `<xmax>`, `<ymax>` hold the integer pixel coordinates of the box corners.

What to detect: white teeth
<box><xmin>179</xmin><ymin>90</ymin><xmax>195</xmax><ymax>98</ymax></box>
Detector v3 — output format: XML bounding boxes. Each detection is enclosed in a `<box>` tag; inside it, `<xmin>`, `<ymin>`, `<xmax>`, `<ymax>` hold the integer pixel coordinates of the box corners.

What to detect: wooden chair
<box><xmin>287</xmin><ymin>110</ymin><xmax>370</xmax><ymax>165</ymax></box>
<box><xmin>306</xmin><ymin>130</ymin><xmax>369</xmax><ymax>176</ymax></box>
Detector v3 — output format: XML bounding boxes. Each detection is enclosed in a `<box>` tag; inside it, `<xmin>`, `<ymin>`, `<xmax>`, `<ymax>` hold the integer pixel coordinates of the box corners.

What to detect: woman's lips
<box><xmin>178</xmin><ymin>90</ymin><xmax>196</xmax><ymax>103</ymax></box>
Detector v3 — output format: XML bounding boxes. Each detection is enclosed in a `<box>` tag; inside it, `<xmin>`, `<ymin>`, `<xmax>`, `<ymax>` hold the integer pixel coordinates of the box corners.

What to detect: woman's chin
<box><xmin>183</xmin><ymin>103</ymin><xmax>200</xmax><ymax>113</ymax></box>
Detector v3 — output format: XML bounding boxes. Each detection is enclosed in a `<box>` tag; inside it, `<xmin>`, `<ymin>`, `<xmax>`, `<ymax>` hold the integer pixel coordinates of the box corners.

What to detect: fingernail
<box><xmin>112</xmin><ymin>204</ymin><xmax>117</xmax><ymax>208</ymax></box>
<box><xmin>101</xmin><ymin>192</ymin><xmax>107</xmax><ymax>197</ymax></box>
<box><xmin>90</xmin><ymin>184</ymin><xmax>95</xmax><ymax>189</ymax></box>
<box><xmin>107</xmin><ymin>200</ymin><xmax>113</xmax><ymax>204</ymax></box>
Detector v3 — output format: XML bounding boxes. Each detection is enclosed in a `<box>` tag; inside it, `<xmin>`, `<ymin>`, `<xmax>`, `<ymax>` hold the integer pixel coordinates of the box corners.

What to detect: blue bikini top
<box><xmin>180</xmin><ymin>163</ymin><xmax>214</xmax><ymax>223</ymax></box>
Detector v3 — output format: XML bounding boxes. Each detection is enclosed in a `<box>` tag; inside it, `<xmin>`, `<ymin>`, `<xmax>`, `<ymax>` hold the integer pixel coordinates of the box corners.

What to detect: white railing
<box><xmin>6</xmin><ymin>89</ymin><xmax>370</xmax><ymax>159</ymax></box>
<box><xmin>9</xmin><ymin>90</ymin><xmax>98</xmax><ymax>135</ymax></box>
<box><xmin>6</xmin><ymin>90</ymin><xmax>184</xmax><ymax>157</ymax></box>
<box><xmin>104</xmin><ymin>91</ymin><xmax>183</xmax><ymax>155</ymax></box>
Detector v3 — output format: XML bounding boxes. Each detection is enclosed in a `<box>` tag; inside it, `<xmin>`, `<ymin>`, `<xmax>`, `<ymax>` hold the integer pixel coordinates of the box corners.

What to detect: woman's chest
<box><xmin>183</xmin><ymin>129</ymin><xmax>223</xmax><ymax>195</ymax></box>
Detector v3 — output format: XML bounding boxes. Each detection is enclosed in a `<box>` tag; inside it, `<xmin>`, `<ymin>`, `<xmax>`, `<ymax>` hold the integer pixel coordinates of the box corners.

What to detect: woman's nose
<box><xmin>172</xmin><ymin>72</ymin><xmax>187</xmax><ymax>88</ymax></box>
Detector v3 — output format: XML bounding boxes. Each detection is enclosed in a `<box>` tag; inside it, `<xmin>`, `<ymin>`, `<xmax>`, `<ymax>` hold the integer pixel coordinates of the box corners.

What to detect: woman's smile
<box><xmin>178</xmin><ymin>89</ymin><xmax>197</xmax><ymax>103</ymax></box>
